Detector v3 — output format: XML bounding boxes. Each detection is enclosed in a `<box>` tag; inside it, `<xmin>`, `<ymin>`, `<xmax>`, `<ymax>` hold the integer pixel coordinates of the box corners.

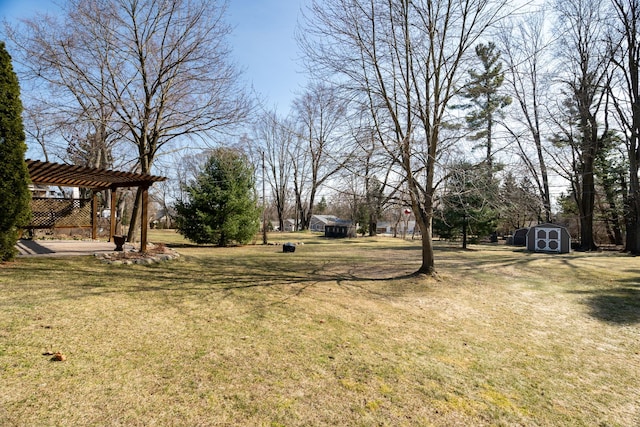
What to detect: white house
<box><xmin>309</xmin><ymin>215</ymin><xmax>338</xmax><ymax>232</ymax></box>
<box><xmin>283</xmin><ymin>218</ymin><xmax>297</xmax><ymax>232</ymax></box>
<box><xmin>28</xmin><ymin>184</ymin><xmax>62</xmax><ymax>198</ymax></box>
<box><xmin>376</xmin><ymin>220</ymin><xmax>417</xmax><ymax>236</ymax></box>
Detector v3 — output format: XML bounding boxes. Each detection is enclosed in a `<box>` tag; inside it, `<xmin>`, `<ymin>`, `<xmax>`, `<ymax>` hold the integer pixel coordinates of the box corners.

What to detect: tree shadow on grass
<box><xmin>583</xmin><ymin>288</ymin><xmax>640</xmax><ymax>324</ymax></box>
<box><xmin>15</xmin><ymin>243</ymin><xmax>640</xmax><ymax>319</ymax></box>
<box><xmin>570</xmin><ymin>273</ymin><xmax>640</xmax><ymax>324</ymax></box>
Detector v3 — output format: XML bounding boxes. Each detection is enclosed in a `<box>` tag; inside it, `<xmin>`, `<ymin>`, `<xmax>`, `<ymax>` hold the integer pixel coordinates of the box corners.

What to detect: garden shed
<box><xmin>325</xmin><ymin>224</ymin><xmax>356</xmax><ymax>238</ymax></box>
<box><xmin>507</xmin><ymin>228</ymin><xmax>529</xmax><ymax>246</ymax></box>
<box><xmin>526</xmin><ymin>223</ymin><xmax>571</xmax><ymax>254</ymax></box>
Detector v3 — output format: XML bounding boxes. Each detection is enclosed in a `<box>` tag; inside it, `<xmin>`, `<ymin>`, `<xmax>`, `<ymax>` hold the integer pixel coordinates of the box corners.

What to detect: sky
<box><xmin>0</xmin><ymin>0</ymin><xmax>308</xmax><ymax>111</ymax></box>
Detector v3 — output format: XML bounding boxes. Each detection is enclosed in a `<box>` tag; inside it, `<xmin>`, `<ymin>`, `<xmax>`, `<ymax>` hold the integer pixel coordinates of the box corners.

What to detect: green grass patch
<box><xmin>1</xmin><ymin>231</ymin><xmax>639</xmax><ymax>425</ymax></box>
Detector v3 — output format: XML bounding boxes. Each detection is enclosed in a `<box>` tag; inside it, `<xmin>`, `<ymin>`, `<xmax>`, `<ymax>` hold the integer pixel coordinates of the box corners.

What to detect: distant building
<box><xmin>309</xmin><ymin>215</ymin><xmax>338</xmax><ymax>232</ymax></box>
<box><xmin>28</xmin><ymin>184</ymin><xmax>61</xmax><ymax>198</ymax></box>
<box><xmin>283</xmin><ymin>219</ymin><xmax>297</xmax><ymax>232</ymax></box>
<box><xmin>375</xmin><ymin>221</ymin><xmax>417</xmax><ymax>236</ymax></box>
<box><xmin>325</xmin><ymin>224</ymin><xmax>356</xmax><ymax>238</ymax></box>
<box><xmin>310</xmin><ymin>215</ymin><xmax>354</xmax><ymax>235</ymax></box>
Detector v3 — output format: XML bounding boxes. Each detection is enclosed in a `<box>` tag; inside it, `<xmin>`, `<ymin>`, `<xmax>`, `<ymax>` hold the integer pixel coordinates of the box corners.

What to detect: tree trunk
<box><xmin>626</xmin><ymin>165</ymin><xmax>640</xmax><ymax>253</ymax></box>
<box><xmin>412</xmin><ymin>182</ymin><xmax>435</xmax><ymax>275</ymax></box>
<box><xmin>369</xmin><ymin>214</ymin><xmax>377</xmax><ymax>237</ymax></box>
<box><xmin>625</xmin><ymin>125</ymin><xmax>640</xmax><ymax>253</ymax></box>
<box><xmin>601</xmin><ymin>178</ymin><xmax>624</xmax><ymax>246</ymax></box>
<box><xmin>417</xmin><ymin>218</ymin><xmax>435</xmax><ymax>275</ymax></box>
<box><xmin>578</xmin><ymin>158</ymin><xmax>598</xmax><ymax>251</ymax></box>
<box><xmin>462</xmin><ymin>219</ymin><xmax>468</xmax><ymax>249</ymax></box>
<box><xmin>535</xmin><ymin>133</ymin><xmax>553</xmax><ymax>223</ymax></box>
<box><xmin>126</xmin><ymin>187</ymin><xmax>143</xmax><ymax>243</ymax></box>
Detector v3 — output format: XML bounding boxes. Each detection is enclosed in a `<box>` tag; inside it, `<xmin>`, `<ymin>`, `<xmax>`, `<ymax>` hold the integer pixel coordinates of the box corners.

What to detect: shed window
<box><xmin>534</xmin><ymin>227</ymin><xmax>561</xmax><ymax>253</ymax></box>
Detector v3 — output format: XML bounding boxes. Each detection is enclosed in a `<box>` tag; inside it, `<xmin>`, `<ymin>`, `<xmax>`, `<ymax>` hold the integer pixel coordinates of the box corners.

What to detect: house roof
<box><xmin>26</xmin><ymin>159</ymin><xmax>166</xmax><ymax>190</ymax></box>
<box><xmin>311</xmin><ymin>215</ymin><xmax>337</xmax><ymax>224</ymax></box>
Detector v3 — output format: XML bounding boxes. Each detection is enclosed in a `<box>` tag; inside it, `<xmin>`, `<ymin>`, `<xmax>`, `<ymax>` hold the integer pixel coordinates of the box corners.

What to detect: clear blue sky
<box><xmin>0</xmin><ymin>0</ymin><xmax>308</xmax><ymax>111</ymax></box>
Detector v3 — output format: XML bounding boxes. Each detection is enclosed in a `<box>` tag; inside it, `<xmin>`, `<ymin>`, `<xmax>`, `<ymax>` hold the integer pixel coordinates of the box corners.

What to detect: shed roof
<box><xmin>26</xmin><ymin>159</ymin><xmax>166</xmax><ymax>190</ymax></box>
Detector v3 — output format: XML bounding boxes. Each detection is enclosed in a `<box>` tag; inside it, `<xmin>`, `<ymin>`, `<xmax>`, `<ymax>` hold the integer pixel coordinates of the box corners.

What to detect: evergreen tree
<box><xmin>174</xmin><ymin>148</ymin><xmax>260</xmax><ymax>246</ymax></box>
<box><xmin>315</xmin><ymin>196</ymin><xmax>328</xmax><ymax>214</ymax></box>
<box><xmin>594</xmin><ymin>133</ymin><xmax>626</xmax><ymax>245</ymax></box>
<box><xmin>365</xmin><ymin>176</ymin><xmax>385</xmax><ymax>236</ymax></box>
<box><xmin>498</xmin><ymin>173</ymin><xmax>543</xmax><ymax>232</ymax></box>
<box><xmin>0</xmin><ymin>42</ymin><xmax>30</xmax><ymax>262</ymax></box>
<box><xmin>458</xmin><ymin>42</ymin><xmax>511</xmax><ymax>176</ymax></box>
<box><xmin>435</xmin><ymin>163</ymin><xmax>498</xmax><ymax>248</ymax></box>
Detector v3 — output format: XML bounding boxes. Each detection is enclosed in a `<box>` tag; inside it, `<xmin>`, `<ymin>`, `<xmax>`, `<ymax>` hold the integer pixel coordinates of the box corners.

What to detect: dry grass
<box><xmin>1</xmin><ymin>231</ymin><xmax>639</xmax><ymax>426</ymax></box>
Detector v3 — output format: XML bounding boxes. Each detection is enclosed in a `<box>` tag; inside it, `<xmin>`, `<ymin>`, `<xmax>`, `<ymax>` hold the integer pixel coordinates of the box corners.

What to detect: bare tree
<box><xmin>551</xmin><ymin>0</ymin><xmax>612</xmax><ymax>251</ymax></box>
<box><xmin>6</xmin><ymin>8</ymin><xmax>124</xmax><ymax>171</ymax></box>
<box><xmin>288</xmin><ymin>126</ymin><xmax>311</xmax><ymax>232</ymax></box>
<box><xmin>252</xmin><ymin>110</ymin><xmax>294</xmax><ymax>232</ymax></box>
<box><xmin>22</xmin><ymin>105</ymin><xmax>66</xmax><ymax>163</ymax></box>
<box><xmin>498</xmin><ymin>11</ymin><xmax>554</xmax><ymax>223</ymax></box>
<box><xmin>292</xmin><ymin>82</ymin><xmax>352</xmax><ymax>230</ymax></box>
<box><xmin>609</xmin><ymin>0</ymin><xmax>640</xmax><ymax>253</ymax></box>
<box><xmin>346</xmin><ymin>121</ymin><xmax>401</xmax><ymax>236</ymax></box>
<box><xmin>5</xmin><ymin>0</ymin><xmax>250</xmax><ymax>242</ymax></box>
<box><xmin>300</xmin><ymin>0</ymin><xmax>508</xmax><ymax>274</ymax></box>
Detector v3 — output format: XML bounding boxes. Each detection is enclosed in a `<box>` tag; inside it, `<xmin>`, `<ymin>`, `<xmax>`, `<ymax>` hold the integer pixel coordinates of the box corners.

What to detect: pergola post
<box><xmin>91</xmin><ymin>191</ymin><xmax>98</xmax><ymax>240</ymax></box>
<box><xmin>109</xmin><ymin>187</ymin><xmax>117</xmax><ymax>242</ymax></box>
<box><xmin>140</xmin><ymin>185</ymin><xmax>149</xmax><ymax>253</ymax></box>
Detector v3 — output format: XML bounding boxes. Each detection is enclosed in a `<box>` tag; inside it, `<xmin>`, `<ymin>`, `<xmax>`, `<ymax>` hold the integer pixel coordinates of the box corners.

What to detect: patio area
<box><xmin>16</xmin><ymin>239</ymin><xmax>134</xmax><ymax>257</ymax></box>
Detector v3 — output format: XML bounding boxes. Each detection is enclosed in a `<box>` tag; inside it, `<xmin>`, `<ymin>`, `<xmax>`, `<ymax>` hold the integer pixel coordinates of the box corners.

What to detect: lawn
<box><xmin>1</xmin><ymin>231</ymin><xmax>639</xmax><ymax>426</ymax></box>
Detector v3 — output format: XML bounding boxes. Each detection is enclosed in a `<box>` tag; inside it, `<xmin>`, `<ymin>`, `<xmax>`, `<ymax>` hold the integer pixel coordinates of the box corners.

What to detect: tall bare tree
<box><xmin>6</xmin><ymin>8</ymin><xmax>123</xmax><ymax>171</ymax></box>
<box><xmin>498</xmin><ymin>11</ymin><xmax>554</xmax><ymax>223</ymax></box>
<box><xmin>292</xmin><ymin>82</ymin><xmax>351</xmax><ymax>229</ymax></box>
<box><xmin>551</xmin><ymin>0</ymin><xmax>612</xmax><ymax>251</ymax></box>
<box><xmin>253</xmin><ymin>110</ymin><xmax>294</xmax><ymax>232</ymax></box>
<box><xmin>5</xmin><ymin>0</ymin><xmax>250</xmax><ymax>242</ymax></box>
<box><xmin>344</xmin><ymin>120</ymin><xmax>401</xmax><ymax>236</ymax></box>
<box><xmin>300</xmin><ymin>0</ymin><xmax>507</xmax><ymax>274</ymax></box>
<box><xmin>609</xmin><ymin>0</ymin><xmax>640</xmax><ymax>253</ymax></box>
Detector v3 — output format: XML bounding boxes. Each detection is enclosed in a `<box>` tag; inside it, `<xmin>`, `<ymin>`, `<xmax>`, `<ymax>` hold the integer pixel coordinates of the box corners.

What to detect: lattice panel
<box><xmin>28</xmin><ymin>198</ymin><xmax>92</xmax><ymax>228</ymax></box>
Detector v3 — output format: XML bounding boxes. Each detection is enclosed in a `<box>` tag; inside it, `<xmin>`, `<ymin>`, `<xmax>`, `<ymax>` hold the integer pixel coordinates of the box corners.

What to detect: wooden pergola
<box><xmin>25</xmin><ymin>159</ymin><xmax>167</xmax><ymax>252</ymax></box>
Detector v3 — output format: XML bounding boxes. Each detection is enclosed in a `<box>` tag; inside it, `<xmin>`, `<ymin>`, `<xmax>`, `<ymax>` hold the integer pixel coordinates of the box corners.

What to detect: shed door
<box><xmin>535</xmin><ymin>227</ymin><xmax>561</xmax><ymax>252</ymax></box>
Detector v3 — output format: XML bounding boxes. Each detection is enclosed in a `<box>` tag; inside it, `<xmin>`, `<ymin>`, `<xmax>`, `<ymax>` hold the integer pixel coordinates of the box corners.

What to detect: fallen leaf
<box><xmin>50</xmin><ymin>352</ymin><xmax>66</xmax><ymax>362</ymax></box>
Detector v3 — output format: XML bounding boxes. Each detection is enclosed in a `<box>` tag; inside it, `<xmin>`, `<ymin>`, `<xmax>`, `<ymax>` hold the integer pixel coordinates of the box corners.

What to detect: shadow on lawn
<box><xmin>148</xmin><ymin>245</ymin><xmax>608</xmax><ymax>292</ymax></box>
<box><xmin>582</xmin><ymin>287</ymin><xmax>640</xmax><ymax>324</ymax></box>
<box><xmin>13</xmin><ymin>244</ymin><xmax>640</xmax><ymax>320</ymax></box>
<box><xmin>570</xmin><ymin>272</ymin><xmax>640</xmax><ymax>324</ymax></box>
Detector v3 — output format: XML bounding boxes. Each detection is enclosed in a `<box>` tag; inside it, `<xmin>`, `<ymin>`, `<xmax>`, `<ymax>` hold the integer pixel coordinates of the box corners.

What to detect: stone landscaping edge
<box><xmin>94</xmin><ymin>248</ymin><xmax>181</xmax><ymax>265</ymax></box>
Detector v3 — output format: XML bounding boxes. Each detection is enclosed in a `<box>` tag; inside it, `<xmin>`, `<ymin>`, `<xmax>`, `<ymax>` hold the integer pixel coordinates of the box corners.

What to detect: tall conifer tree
<box><xmin>0</xmin><ymin>41</ymin><xmax>31</xmax><ymax>261</ymax></box>
<box><xmin>459</xmin><ymin>42</ymin><xmax>511</xmax><ymax>177</ymax></box>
